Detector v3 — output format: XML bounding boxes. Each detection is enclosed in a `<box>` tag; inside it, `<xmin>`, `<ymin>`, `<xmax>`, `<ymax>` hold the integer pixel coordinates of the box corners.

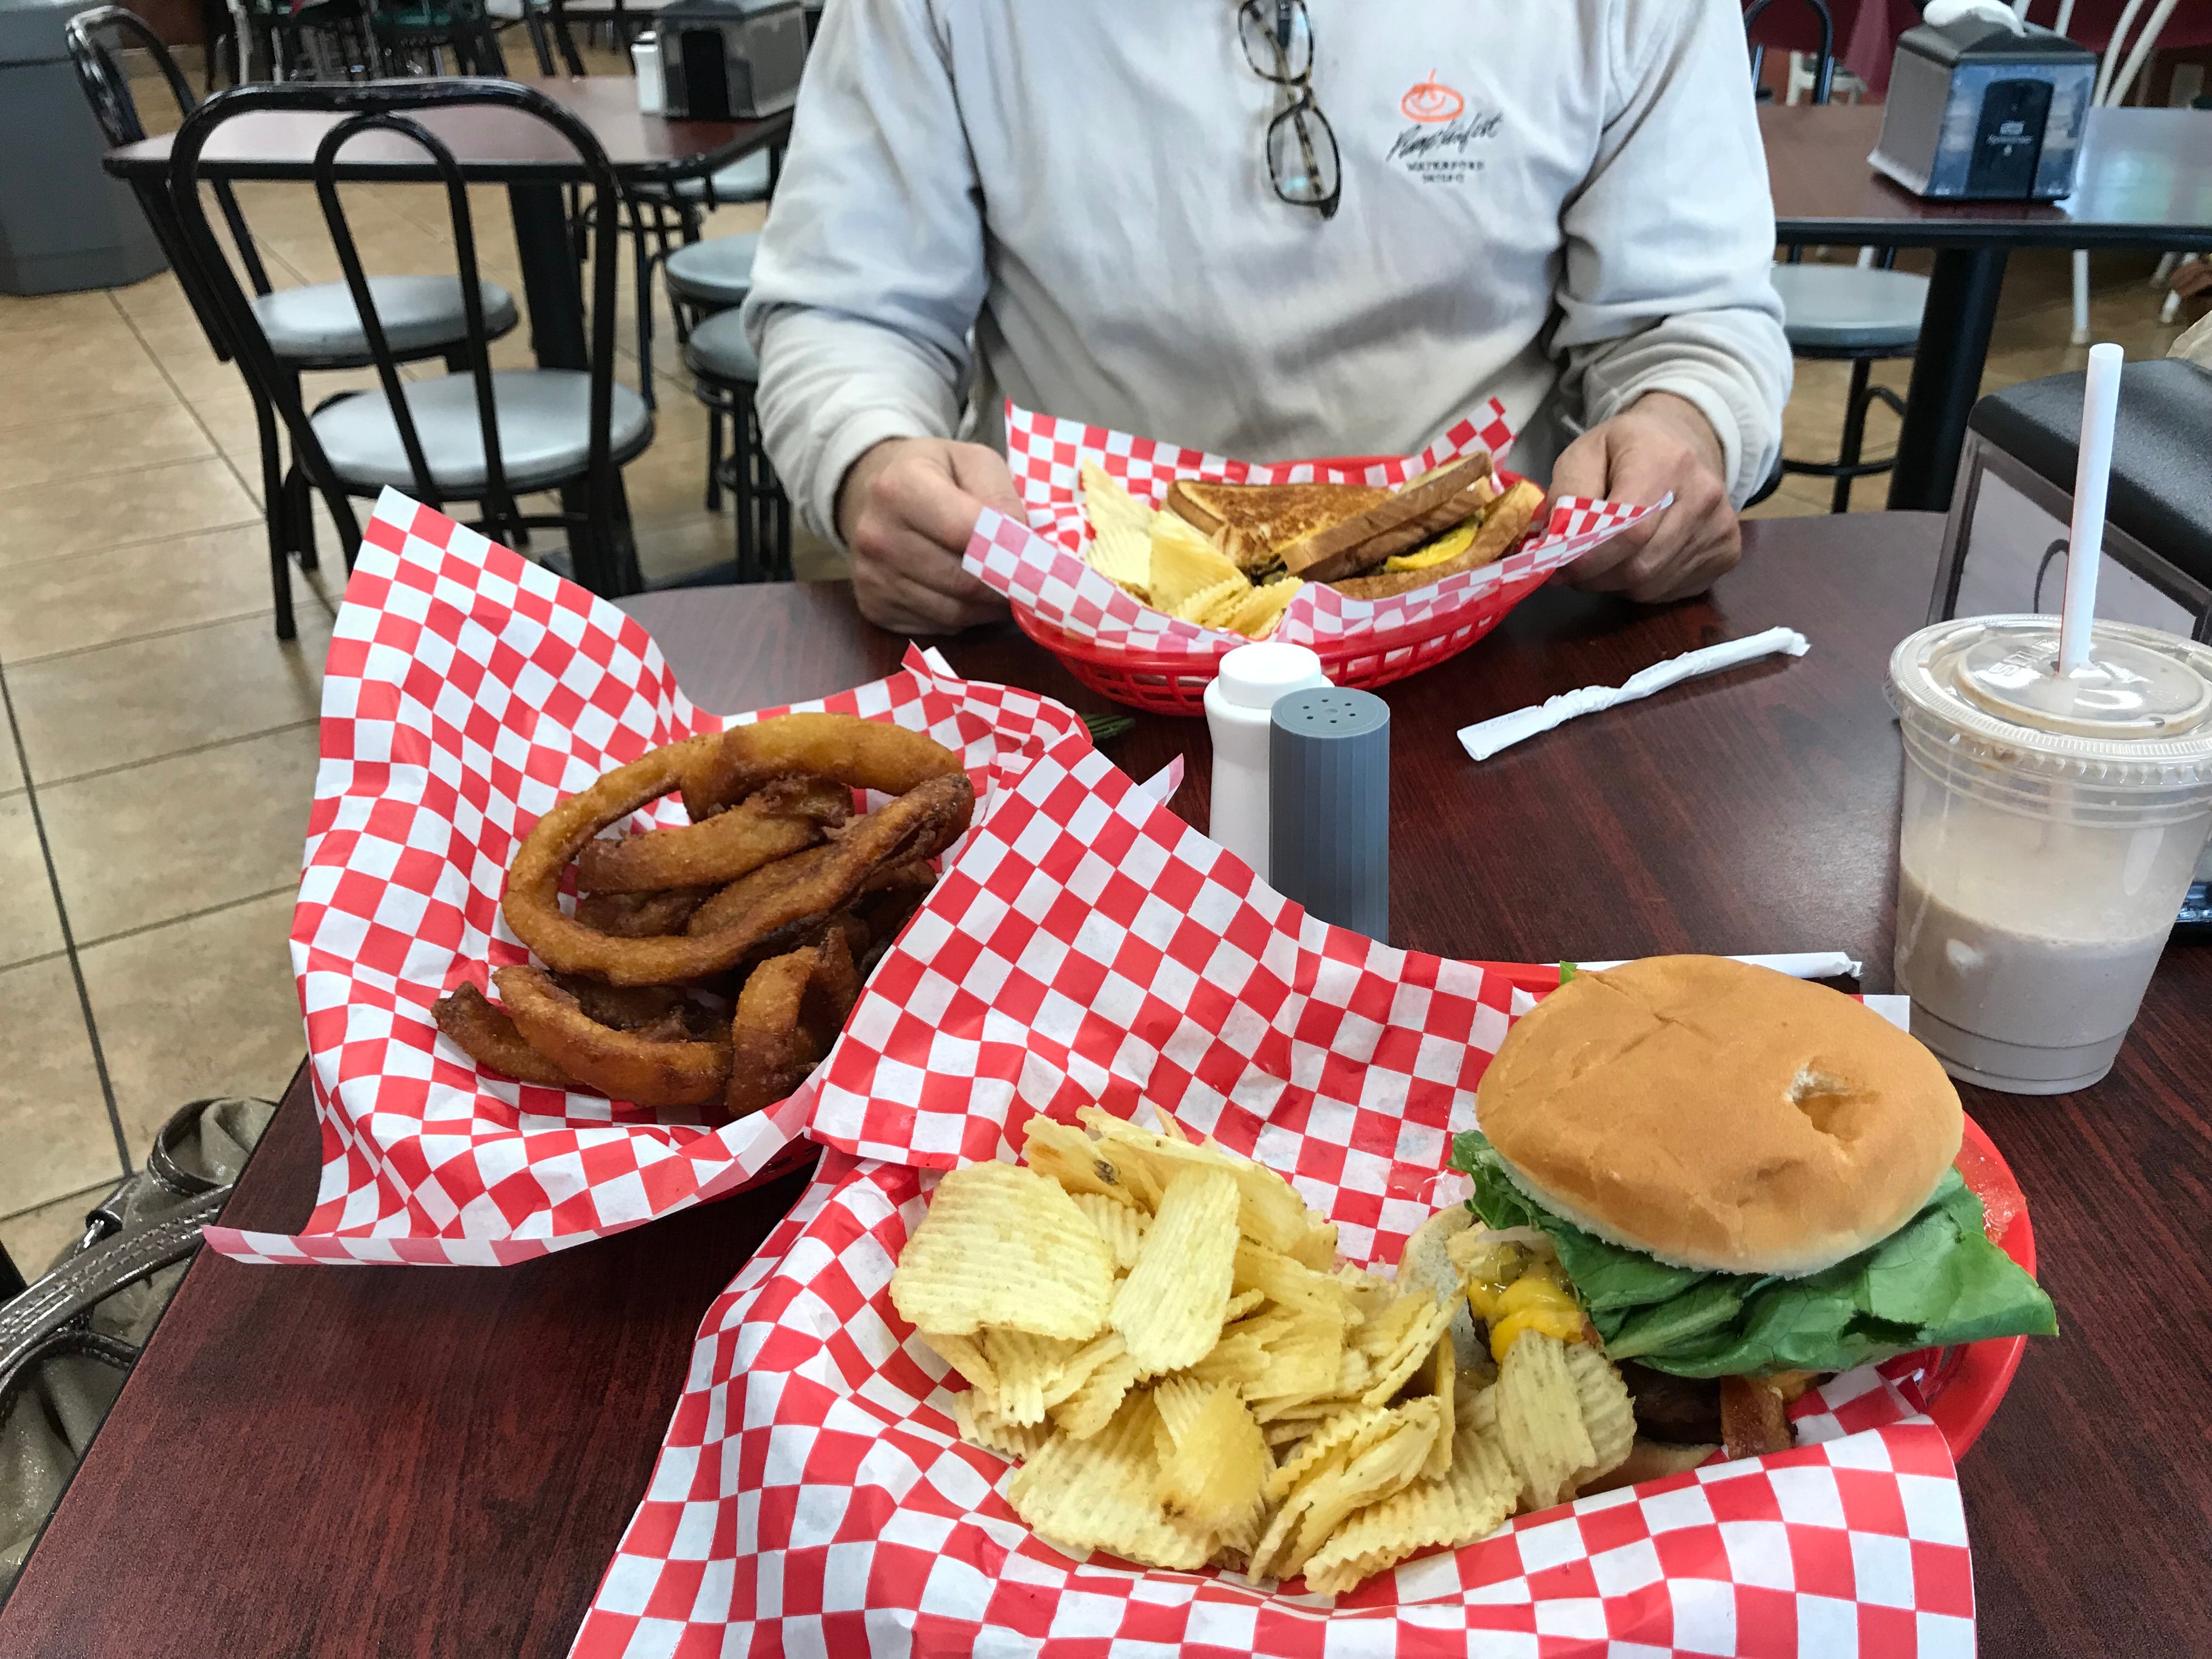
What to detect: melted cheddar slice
<box><xmin>1467</xmin><ymin>1258</ymin><xmax>1589</xmax><ymax>1363</ymax></box>
<box><xmin>1380</xmin><ymin>516</ymin><xmax>1480</xmax><ymax>573</ymax></box>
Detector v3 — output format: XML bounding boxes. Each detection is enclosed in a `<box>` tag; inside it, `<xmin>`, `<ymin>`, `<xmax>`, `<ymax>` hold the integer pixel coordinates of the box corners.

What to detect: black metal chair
<box><xmin>1746</xmin><ymin>0</ymin><xmax>1928</xmax><ymax>512</ymax></box>
<box><xmin>168</xmin><ymin>80</ymin><xmax>657</xmax><ymax>596</ymax></box>
<box><xmin>67</xmin><ymin>8</ymin><xmax>521</xmax><ymax>638</ymax></box>
<box><xmin>681</xmin><ymin>308</ymin><xmax>790</xmax><ymax>580</ymax></box>
<box><xmin>661</xmin><ymin>229</ymin><xmax>757</xmax><ymax>510</ymax></box>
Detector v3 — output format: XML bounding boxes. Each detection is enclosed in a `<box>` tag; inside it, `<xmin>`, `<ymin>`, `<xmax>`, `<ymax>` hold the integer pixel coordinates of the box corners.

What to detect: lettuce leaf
<box><xmin>1448</xmin><ymin>1131</ymin><xmax>2057</xmax><ymax>1378</ymax></box>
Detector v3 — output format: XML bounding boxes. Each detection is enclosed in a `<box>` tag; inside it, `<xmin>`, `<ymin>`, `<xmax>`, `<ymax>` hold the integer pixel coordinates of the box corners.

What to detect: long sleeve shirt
<box><xmin>743</xmin><ymin>0</ymin><xmax>1793</xmax><ymax>548</ymax></box>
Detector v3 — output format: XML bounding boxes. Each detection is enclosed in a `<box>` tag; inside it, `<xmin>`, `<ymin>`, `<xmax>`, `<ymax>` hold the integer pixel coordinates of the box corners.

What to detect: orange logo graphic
<box><xmin>1400</xmin><ymin>71</ymin><xmax>1464</xmax><ymax>123</ymax></box>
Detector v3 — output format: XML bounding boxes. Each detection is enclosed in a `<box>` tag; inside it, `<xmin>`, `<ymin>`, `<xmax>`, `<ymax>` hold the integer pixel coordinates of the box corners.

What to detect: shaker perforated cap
<box><xmin>1268</xmin><ymin>687</ymin><xmax>1390</xmax><ymax>941</ymax></box>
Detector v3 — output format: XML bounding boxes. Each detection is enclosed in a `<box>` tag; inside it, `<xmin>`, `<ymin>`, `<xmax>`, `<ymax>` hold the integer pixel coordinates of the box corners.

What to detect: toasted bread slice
<box><xmin>1329</xmin><ymin>479</ymin><xmax>1544</xmax><ymax>600</ymax></box>
<box><xmin>1277</xmin><ymin>454</ymin><xmax>1497</xmax><ymax>582</ymax></box>
<box><xmin>1165</xmin><ymin>478</ymin><xmax>1392</xmax><ymax>574</ymax></box>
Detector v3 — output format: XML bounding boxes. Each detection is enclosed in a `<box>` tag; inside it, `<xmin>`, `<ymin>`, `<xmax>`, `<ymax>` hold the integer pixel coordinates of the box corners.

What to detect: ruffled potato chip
<box><xmin>1010</xmin><ymin>1391</ymin><xmax>1213</xmax><ymax>1571</ymax></box>
<box><xmin>1112</xmin><ymin>1167</ymin><xmax>1240</xmax><ymax>1375</ymax></box>
<box><xmin>889</xmin><ymin>1162</ymin><xmax>1114</xmax><ymax>1340</ymax></box>
<box><xmin>1494</xmin><ymin>1331</ymin><xmax>1597</xmax><ymax>1511</ymax></box>
<box><xmin>1150</xmin><ymin>515</ymin><xmax>1242</xmax><ymax>616</ymax></box>
<box><xmin>1219</xmin><ymin>576</ymin><xmax>1302</xmax><ymax>640</ymax></box>
<box><xmin>1175</xmin><ymin>574</ymin><xmax>1252</xmax><ymax>627</ymax></box>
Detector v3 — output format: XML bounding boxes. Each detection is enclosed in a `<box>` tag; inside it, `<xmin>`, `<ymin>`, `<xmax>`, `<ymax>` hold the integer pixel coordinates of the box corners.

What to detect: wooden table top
<box><xmin>7</xmin><ymin>511</ymin><xmax>2210</xmax><ymax>1655</ymax></box>
<box><xmin>103</xmin><ymin>76</ymin><xmax>786</xmax><ymax>184</ymax></box>
<box><xmin>1765</xmin><ymin>101</ymin><xmax>2212</xmax><ymax>250</ymax></box>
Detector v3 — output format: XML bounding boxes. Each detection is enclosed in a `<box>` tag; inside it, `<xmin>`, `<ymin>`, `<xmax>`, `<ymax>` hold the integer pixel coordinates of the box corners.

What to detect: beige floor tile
<box><xmin>0</xmin><ymin>318</ymin><xmax>178</xmax><ymax>421</ymax></box>
<box><xmin>0</xmin><ymin>402</ymin><xmax>217</xmax><ymax>490</ymax></box>
<box><xmin>0</xmin><ymin>728</ymin><xmax>20</xmax><ymax>797</ymax></box>
<box><xmin>0</xmin><ymin>456</ymin><xmax>259</xmax><ymax>569</ymax></box>
<box><xmin>0</xmin><ymin>957</ymin><xmax>119</xmax><ymax>1219</ymax></box>
<box><xmin>0</xmin><ymin>290</ymin><xmax>125</xmax><ymax>332</ymax></box>
<box><xmin>9</xmin><ymin>606</ymin><xmax>335</xmax><ymax>787</ymax></box>
<box><xmin>81</xmin><ymin>891</ymin><xmax>303</xmax><ymax>1153</ymax></box>
<box><xmin>106</xmin><ymin>269</ymin><xmax>200</xmax><ymax>327</ymax></box>
<box><xmin>0</xmin><ymin>795</ymin><xmax>64</xmax><ymax>969</ymax></box>
<box><xmin>0</xmin><ymin>1180</ymin><xmax>119</xmax><ymax>1282</ymax></box>
<box><xmin>0</xmin><ymin>524</ymin><xmax>309</xmax><ymax>662</ymax></box>
<box><xmin>42</xmin><ymin>724</ymin><xmax>320</xmax><ymax>945</ymax></box>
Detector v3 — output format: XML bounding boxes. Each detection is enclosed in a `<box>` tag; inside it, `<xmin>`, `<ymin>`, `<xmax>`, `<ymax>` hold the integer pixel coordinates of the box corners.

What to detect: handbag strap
<box><xmin>0</xmin><ymin>1186</ymin><xmax>230</xmax><ymax>1383</ymax></box>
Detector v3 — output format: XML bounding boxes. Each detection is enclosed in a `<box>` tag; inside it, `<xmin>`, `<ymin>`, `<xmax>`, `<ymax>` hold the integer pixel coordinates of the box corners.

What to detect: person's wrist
<box><xmin>1625</xmin><ymin>391</ymin><xmax>1726</xmax><ymax>483</ymax></box>
<box><xmin>834</xmin><ymin>436</ymin><xmax>910</xmax><ymax>549</ymax></box>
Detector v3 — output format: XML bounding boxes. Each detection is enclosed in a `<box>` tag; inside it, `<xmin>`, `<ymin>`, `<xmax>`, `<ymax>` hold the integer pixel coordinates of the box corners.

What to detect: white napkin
<box><xmin>1456</xmin><ymin>625</ymin><xmax>1810</xmax><ymax>762</ymax></box>
<box><xmin>1576</xmin><ymin>951</ymin><xmax>1864</xmax><ymax>980</ymax></box>
<box><xmin>1922</xmin><ymin>0</ymin><xmax>2027</xmax><ymax>34</ymax></box>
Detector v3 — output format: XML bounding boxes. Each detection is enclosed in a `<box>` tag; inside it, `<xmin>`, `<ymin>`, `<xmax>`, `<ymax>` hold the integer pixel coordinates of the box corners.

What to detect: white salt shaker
<box><xmin>632</xmin><ymin>35</ymin><xmax>665</xmax><ymax>114</ymax></box>
<box><xmin>1203</xmin><ymin>642</ymin><xmax>1330</xmax><ymax>882</ymax></box>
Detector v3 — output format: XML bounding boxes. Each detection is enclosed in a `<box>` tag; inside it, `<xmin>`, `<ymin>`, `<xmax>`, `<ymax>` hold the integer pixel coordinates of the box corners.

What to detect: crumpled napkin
<box><xmin>1923</xmin><ymin>0</ymin><xmax>2027</xmax><ymax>34</ymax></box>
<box><xmin>1456</xmin><ymin>624</ymin><xmax>1810</xmax><ymax>761</ymax></box>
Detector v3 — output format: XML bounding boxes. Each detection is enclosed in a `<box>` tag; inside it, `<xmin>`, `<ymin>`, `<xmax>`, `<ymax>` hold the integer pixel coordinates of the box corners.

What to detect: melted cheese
<box><xmin>1380</xmin><ymin>516</ymin><xmax>1480</xmax><ymax>573</ymax></box>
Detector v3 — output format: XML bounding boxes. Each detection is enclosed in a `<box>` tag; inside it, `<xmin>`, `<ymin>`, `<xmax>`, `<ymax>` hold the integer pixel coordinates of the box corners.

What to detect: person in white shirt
<box><xmin>743</xmin><ymin>0</ymin><xmax>1791</xmax><ymax>633</ymax></box>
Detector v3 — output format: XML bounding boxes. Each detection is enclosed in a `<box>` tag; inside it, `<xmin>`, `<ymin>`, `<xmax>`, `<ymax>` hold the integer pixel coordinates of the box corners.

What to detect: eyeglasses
<box><xmin>1237</xmin><ymin>0</ymin><xmax>1340</xmax><ymax>221</ymax></box>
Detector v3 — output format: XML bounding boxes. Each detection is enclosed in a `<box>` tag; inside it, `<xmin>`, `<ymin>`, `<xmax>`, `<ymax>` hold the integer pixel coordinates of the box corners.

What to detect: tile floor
<box><xmin>0</xmin><ymin>62</ymin><xmax>2201</xmax><ymax>1279</ymax></box>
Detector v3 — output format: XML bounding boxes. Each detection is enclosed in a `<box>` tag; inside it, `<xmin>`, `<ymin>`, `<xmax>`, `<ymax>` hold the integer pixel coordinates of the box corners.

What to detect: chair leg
<box><xmin>704</xmin><ymin>403</ymin><xmax>724</xmax><ymax>513</ymax></box>
<box><xmin>2071</xmin><ymin>249</ymin><xmax>2092</xmax><ymax>345</ymax></box>
<box><xmin>1832</xmin><ymin>359</ymin><xmax>1874</xmax><ymax>515</ymax></box>
<box><xmin>732</xmin><ymin>387</ymin><xmax>758</xmax><ymax>583</ymax></box>
<box><xmin>254</xmin><ymin>396</ymin><xmax>297</xmax><ymax>640</ymax></box>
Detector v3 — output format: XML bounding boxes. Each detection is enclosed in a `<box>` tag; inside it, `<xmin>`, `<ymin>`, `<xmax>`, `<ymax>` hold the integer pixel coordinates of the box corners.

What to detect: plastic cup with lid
<box><xmin>1888</xmin><ymin>614</ymin><xmax>2212</xmax><ymax>1093</ymax></box>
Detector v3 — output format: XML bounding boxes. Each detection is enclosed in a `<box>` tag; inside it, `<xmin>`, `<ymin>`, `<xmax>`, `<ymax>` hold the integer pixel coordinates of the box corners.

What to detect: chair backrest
<box><xmin>64</xmin><ymin>4</ymin><xmax>278</xmax><ymax>352</ymax></box>
<box><xmin>167</xmin><ymin>78</ymin><xmax>634</xmax><ymax>554</ymax></box>
<box><xmin>1743</xmin><ymin>0</ymin><xmax>1836</xmax><ymax>105</ymax></box>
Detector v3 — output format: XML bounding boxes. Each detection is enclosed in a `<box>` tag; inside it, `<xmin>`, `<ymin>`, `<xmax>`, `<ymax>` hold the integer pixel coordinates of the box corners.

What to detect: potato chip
<box><xmin>1298</xmin><ymin>1420</ymin><xmax>1520</xmax><ymax>1595</ymax></box>
<box><xmin>1073</xmin><ymin>1191</ymin><xmax>1149</xmax><ymax>1270</ymax></box>
<box><xmin>1234</xmin><ymin>1239</ymin><xmax>1359</xmax><ymax>1324</ymax></box>
<box><xmin>1333</xmin><ymin>1262</ymin><xmax>1391</xmax><ymax>1316</ymax></box>
<box><xmin>953</xmin><ymin>1387</ymin><xmax>1052</xmax><ymax>1462</ymax></box>
<box><xmin>1009</xmin><ymin>1392</ymin><xmax>1213</xmax><ymax>1571</ymax></box>
<box><xmin>1265</xmin><ymin>1420</ymin><xmax>1315</xmax><ymax>1451</ymax></box>
<box><xmin>1462</xmin><ymin>1381</ymin><xmax>1498</xmax><ymax>1437</ymax></box>
<box><xmin>1267</xmin><ymin>1405</ymin><xmax>1394</xmax><ymax>1501</ymax></box>
<box><xmin>1184</xmin><ymin>1329</ymin><xmax>1269</xmax><ymax>1390</ymax></box>
<box><xmin>1087</xmin><ymin>519</ymin><xmax>1153</xmax><ymax>595</ymax></box>
<box><xmin>1234</xmin><ymin>1306</ymin><xmax>1344</xmax><ymax>1402</ymax></box>
<box><xmin>918</xmin><ymin>1330</ymin><xmax>997</xmax><ymax>1395</ymax></box>
<box><xmin>1019</xmin><ymin>1116</ymin><xmax>1141</xmax><ymax>1209</ymax></box>
<box><xmin>1218</xmin><ymin>576</ymin><xmax>1302</xmax><ymax>640</ymax></box>
<box><xmin>1221</xmin><ymin>1287</ymin><xmax>1266</xmax><ymax>1323</ymax></box>
<box><xmin>1080</xmin><ymin>460</ymin><xmax>1150</xmax><ymax>526</ymax></box>
<box><xmin>1175</xmin><ymin>573</ymin><xmax>1254</xmax><ymax>628</ymax></box>
<box><xmin>1422</xmin><ymin>1333</ymin><xmax>1457</xmax><ymax>1482</ymax></box>
<box><xmin>1150</xmin><ymin>514</ymin><xmax>1242</xmax><ymax>617</ymax></box>
<box><xmin>1154</xmin><ymin>1380</ymin><xmax>1272</xmax><ymax>1538</ymax></box>
<box><xmin>1292</xmin><ymin>1223</ymin><xmax>1341</xmax><ymax>1272</ymax></box>
<box><xmin>1360</xmin><ymin>1291</ymin><xmax>1459</xmax><ymax>1406</ymax></box>
<box><xmin>1049</xmin><ymin>1336</ymin><xmax>1140</xmax><ymax>1440</ymax></box>
<box><xmin>1495</xmin><ymin>1331</ymin><xmax>1596</xmax><ymax>1511</ymax></box>
<box><xmin>985</xmin><ymin>1329</ymin><xmax>1086</xmax><ymax>1425</ymax></box>
<box><xmin>1564</xmin><ymin>1340</ymin><xmax>1635</xmax><ymax>1488</ymax></box>
<box><xmin>1112</xmin><ymin>1167</ymin><xmax>1240</xmax><ymax>1375</ymax></box>
<box><xmin>1251</xmin><ymin>1397</ymin><xmax>1442</xmax><ymax>1581</ymax></box>
<box><xmin>890</xmin><ymin>1161</ymin><xmax>1115</xmax><ymax>1339</ymax></box>
<box><xmin>1076</xmin><ymin>1110</ymin><xmax>1315</xmax><ymax>1255</ymax></box>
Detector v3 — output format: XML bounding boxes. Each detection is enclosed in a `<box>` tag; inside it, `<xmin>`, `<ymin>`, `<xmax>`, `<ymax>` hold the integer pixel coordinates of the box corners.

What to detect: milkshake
<box><xmin>1888</xmin><ymin>617</ymin><xmax>2212</xmax><ymax>1094</ymax></box>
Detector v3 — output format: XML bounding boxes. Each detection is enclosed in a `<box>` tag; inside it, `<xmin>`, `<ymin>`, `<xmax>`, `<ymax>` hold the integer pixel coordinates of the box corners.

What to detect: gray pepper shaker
<box><xmin>1268</xmin><ymin>687</ymin><xmax>1390</xmax><ymax>942</ymax></box>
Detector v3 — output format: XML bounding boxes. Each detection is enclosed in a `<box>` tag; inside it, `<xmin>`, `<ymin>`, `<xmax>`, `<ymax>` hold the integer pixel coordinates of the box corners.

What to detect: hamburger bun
<box><xmin>1475</xmin><ymin>956</ymin><xmax>1962</xmax><ymax>1277</ymax></box>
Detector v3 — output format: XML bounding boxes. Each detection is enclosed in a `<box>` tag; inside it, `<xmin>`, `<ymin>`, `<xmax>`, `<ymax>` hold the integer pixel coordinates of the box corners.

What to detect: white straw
<box><xmin>2059</xmin><ymin>342</ymin><xmax>2125</xmax><ymax>673</ymax></box>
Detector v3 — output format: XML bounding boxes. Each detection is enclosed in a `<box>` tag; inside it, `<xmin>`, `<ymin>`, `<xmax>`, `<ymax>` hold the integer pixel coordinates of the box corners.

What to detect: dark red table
<box><xmin>5</xmin><ymin>513</ymin><xmax>2209</xmax><ymax>1655</ymax></box>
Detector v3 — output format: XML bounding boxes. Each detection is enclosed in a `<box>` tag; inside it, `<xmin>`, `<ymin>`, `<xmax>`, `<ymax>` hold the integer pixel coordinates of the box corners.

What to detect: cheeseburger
<box><xmin>1444</xmin><ymin>956</ymin><xmax>2056</xmax><ymax>1462</ymax></box>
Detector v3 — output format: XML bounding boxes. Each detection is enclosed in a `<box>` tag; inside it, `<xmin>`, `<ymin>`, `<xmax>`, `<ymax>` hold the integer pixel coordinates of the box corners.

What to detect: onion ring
<box><xmin>725</xmin><ymin>930</ymin><xmax>862</xmax><ymax>1117</ymax></box>
<box><xmin>574</xmin><ymin>885</ymin><xmax>718</xmax><ymax>938</ymax></box>
<box><xmin>680</xmin><ymin>712</ymin><xmax>966</xmax><ymax>821</ymax></box>
<box><xmin>432</xmin><ymin>983</ymin><xmax>579</xmax><ymax>1089</ymax></box>
<box><xmin>506</xmin><ymin>769</ymin><xmax>974</xmax><ymax>985</ymax></box>
<box><xmin>576</xmin><ymin>774</ymin><xmax>851</xmax><ymax>895</ymax></box>
<box><xmin>492</xmin><ymin>964</ymin><xmax>731</xmax><ymax>1107</ymax></box>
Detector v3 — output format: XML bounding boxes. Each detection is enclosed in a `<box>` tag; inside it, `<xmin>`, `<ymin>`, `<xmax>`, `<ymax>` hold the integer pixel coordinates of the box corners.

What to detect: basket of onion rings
<box><xmin>203</xmin><ymin>492</ymin><xmax>1098</xmax><ymax>1269</ymax></box>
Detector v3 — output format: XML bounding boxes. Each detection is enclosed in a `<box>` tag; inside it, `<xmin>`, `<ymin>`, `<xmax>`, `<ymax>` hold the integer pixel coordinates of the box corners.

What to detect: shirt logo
<box><xmin>1400</xmin><ymin>72</ymin><xmax>1464</xmax><ymax>123</ymax></box>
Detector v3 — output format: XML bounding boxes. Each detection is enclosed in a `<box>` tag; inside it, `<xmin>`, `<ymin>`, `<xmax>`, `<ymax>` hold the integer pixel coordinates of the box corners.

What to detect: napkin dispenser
<box><xmin>658</xmin><ymin>0</ymin><xmax>806</xmax><ymax>121</ymax></box>
<box><xmin>1870</xmin><ymin>16</ymin><xmax>2095</xmax><ymax>200</ymax></box>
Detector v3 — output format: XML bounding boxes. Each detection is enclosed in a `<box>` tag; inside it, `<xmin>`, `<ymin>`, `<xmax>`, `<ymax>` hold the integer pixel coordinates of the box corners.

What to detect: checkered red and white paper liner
<box><xmin>966</xmin><ymin>400</ymin><xmax>1660</xmax><ymax>656</ymax></box>
<box><xmin>569</xmin><ymin>735</ymin><xmax>1973</xmax><ymax>1658</ymax></box>
<box><xmin>205</xmin><ymin>488</ymin><xmax>1102</xmax><ymax>1269</ymax></box>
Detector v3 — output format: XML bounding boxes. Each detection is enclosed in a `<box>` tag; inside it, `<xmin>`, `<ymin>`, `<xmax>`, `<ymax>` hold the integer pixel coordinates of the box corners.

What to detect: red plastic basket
<box><xmin>1013</xmin><ymin>462</ymin><xmax>1546</xmax><ymax>717</ymax></box>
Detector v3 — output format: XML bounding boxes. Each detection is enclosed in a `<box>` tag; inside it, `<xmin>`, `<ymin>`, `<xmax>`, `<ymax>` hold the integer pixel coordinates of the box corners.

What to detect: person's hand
<box><xmin>835</xmin><ymin>437</ymin><xmax>1018</xmax><ymax>635</ymax></box>
<box><xmin>1550</xmin><ymin>391</ymin><xmax>1740</xmax><ymax>605</ymax></box>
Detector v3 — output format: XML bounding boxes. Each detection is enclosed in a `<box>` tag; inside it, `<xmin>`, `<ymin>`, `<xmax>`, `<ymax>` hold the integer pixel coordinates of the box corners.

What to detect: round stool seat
<box><xmin>664</xmin><ymin>233</ymin><xmax>760</xmax><ymax>313</ymax></box>
<box><xmin>639</xmin><ymin>151</ymin><xmax>772</xmax><ymax>206</ymax></box>
<box><xmin>683</xmin><ymin>308</ymin><xmax>759</xmax><ymax>385</ymax></box>
<box><xmin>252</xmin><ymin>274</ymin><xmax>517</xmax><ymax>365</ymax></box>
<box><xmin>1770</xmin><ymin>263</ymin><xmax>1929</xmax><ymax>352</ymax></box>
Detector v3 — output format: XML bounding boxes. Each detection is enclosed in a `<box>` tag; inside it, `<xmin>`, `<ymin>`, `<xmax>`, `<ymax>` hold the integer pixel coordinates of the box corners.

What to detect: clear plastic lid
<box><xmin>1889</xmin><ymin>616</ymin><xmax>2212</xmax><ymax>786</ymax></box>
